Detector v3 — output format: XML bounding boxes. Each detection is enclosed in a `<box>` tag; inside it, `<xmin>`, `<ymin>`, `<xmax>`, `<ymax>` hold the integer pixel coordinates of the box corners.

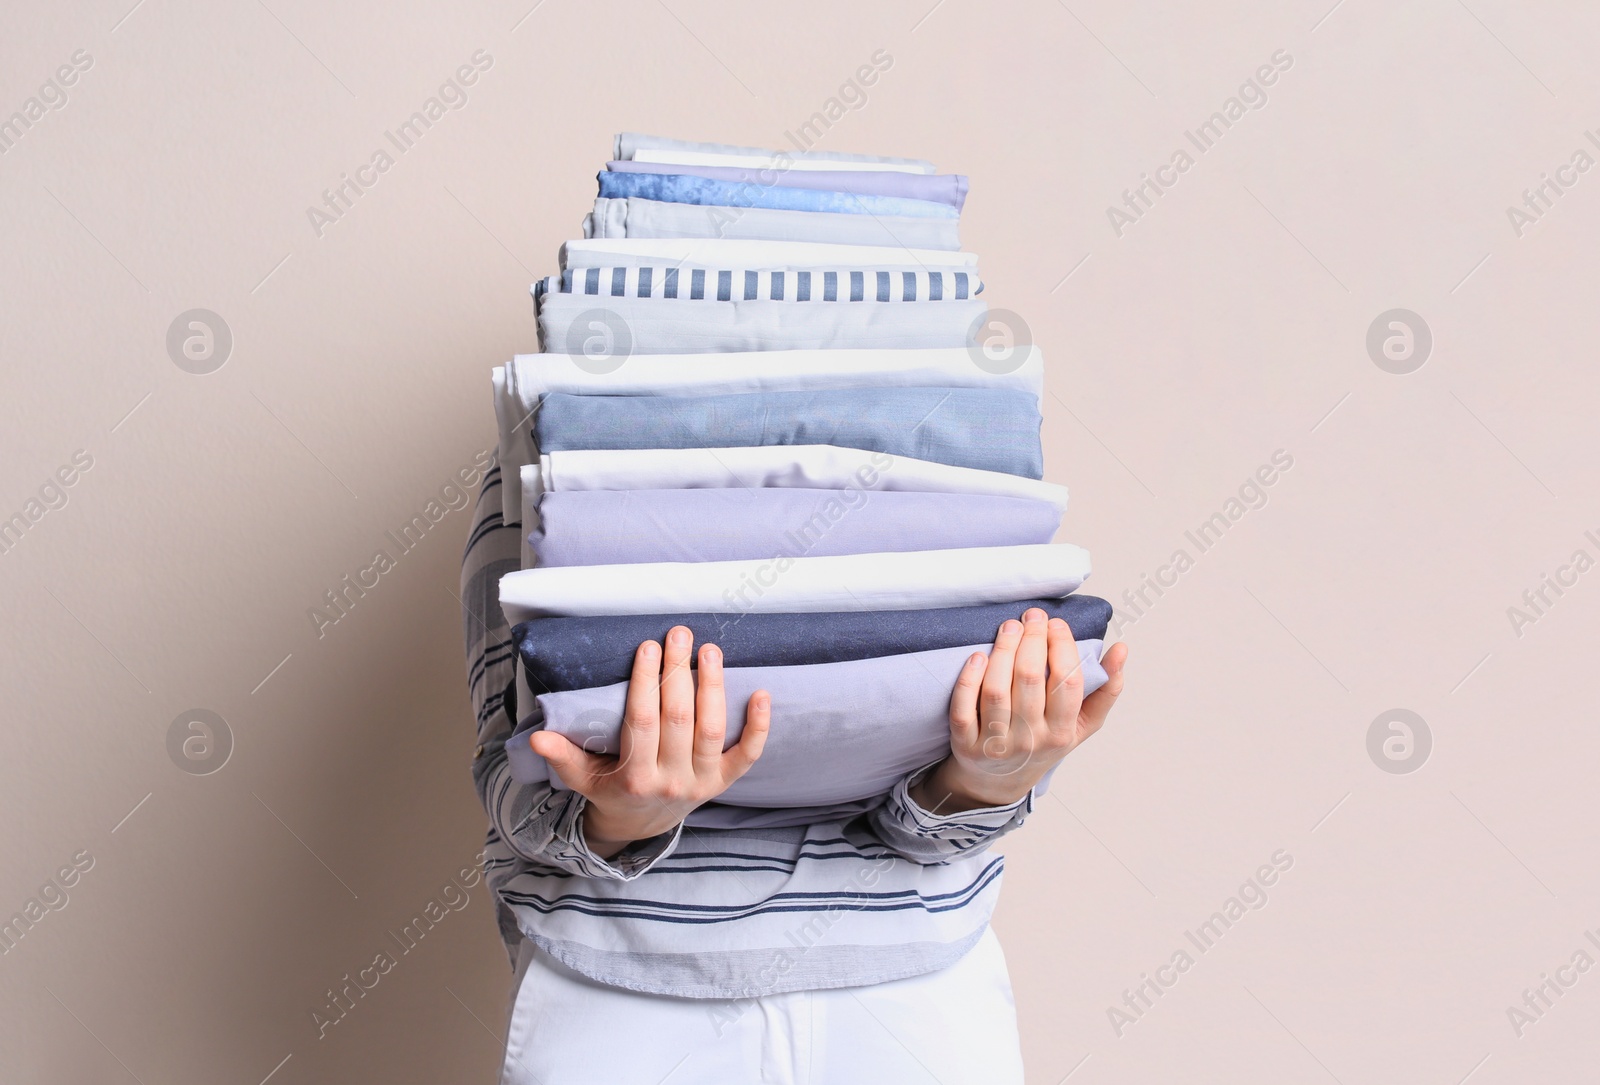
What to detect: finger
<box><xmin>980</xmin><ymin>619</ymin><xmax>1023</xmax><ymax>739</ymax></box>
<box><xmin>1010</xmin><ymin>608</ymin><xmax>1051</xmax><ymax>731</ymax></box>
<box><xmin>948</xmin><ymin>652</ymin><xmax>988</xmax><ymax>750</ymax></box>
<box><xmin>529</xmin><ymin>730</ymin><xmax>610</xmax><ymax>796</ymax></box>
<box><xmin>1077</xmin><ymin>641</ymin><xmax>1128</xmax><ymax>741</ymax></box>
<box><xmin>1043</xmin><ymin>618</ymin><xmax>1087</xmax><ymax>736</ymax></box>
<box><xmin>692</xmin><ymin>643</ymin><xmax>729</xmax><ymax>776</ymax></box>
<box><xmin>720</xmin><ymin>690</ymin><xmax>771</xmax><ymax>783</ymax></box>
<box><xmin>618</xmin><ymin>639</ymin><xmax>663</xmax><ymax>769</ymax></box>
<box><xmin>656</xmin><ymin>626</ymin><xmax>696</xmax><ymax>769</ymax></box>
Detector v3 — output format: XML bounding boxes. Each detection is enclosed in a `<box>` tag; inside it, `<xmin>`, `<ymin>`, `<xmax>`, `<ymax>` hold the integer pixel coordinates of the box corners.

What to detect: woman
<box><xmin>461</xmin><ymin>464</ymin><xmax>1128</xmax><ymax>1083</ymax></box>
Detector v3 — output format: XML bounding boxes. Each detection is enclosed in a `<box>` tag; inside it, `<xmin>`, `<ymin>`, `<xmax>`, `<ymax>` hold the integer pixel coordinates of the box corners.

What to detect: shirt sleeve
<box><xmin>865</xmin><ymin>763</ymin><xmax>1035</xmax><ymax>865</ymax></box>
<box><xmin>462</xmin><ymin>460</ymin><xmax>680</xmax><ymax>881</ymax></box>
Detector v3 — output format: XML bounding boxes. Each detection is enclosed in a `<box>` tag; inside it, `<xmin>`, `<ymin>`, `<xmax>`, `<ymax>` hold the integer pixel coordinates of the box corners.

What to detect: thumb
<box><xmin>529</xmin><ymin>730</ymin><xmax>607</xmax><ymax>795</ymax></box>
<box><xmin>1078</xmin><ymin>642</ymin><xmax>1128</xmax><ymax>738</ymax></box>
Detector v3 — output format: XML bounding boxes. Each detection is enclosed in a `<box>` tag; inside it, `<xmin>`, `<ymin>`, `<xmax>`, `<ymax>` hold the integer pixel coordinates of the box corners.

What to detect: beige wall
<box><xmin>3</xmin><ymin>1</ymin><xmax>1597</xmax><ymax>1081</ymax></box>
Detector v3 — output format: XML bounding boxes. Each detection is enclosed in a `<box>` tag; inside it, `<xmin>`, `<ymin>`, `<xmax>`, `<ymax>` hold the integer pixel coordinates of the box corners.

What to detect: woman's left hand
<box><xmin>909</xmin><ymin>607</ymin><xmax>1128</xmax><ymax>813</ymax></box>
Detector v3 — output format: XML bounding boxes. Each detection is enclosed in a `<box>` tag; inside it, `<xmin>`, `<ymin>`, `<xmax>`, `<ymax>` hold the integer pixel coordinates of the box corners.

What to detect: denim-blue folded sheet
<box><xmin>596</xmin><ymin>171</ymin><xmax>958</xmax><ymax>219</ymax></box>
<box><xmin>606</xmin><ymin>160</ymin><xmax>969</xmax><ymax>210</ymax></box>
<box><xmin>532</xmin><ymin>388</ymin><xmax>1044</xmax><ymax>478</ymax></box>
<box><xmin>505</xmin><ymin>640</ymin><xmax>1108</xmax><ymax>807</ymax></box>
<box><xmin>529</xmin><ymin>488</ymin><xmax>1061</xmax><ymax>567</ymax></box>
<box><xmin>512</xmin><ymin>594</ymin><xmax>1111</xmax><ymax>694</ymax></box>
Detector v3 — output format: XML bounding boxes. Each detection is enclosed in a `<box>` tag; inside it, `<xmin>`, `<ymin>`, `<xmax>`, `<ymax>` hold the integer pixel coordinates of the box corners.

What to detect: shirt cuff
<box><xmin>888</xmin><ymin>764</ymin><xmax>1035</xmax><ymax>836</ymax></box>
<box><xmin>543</xmin><ymin>790</ymin><xmax>683</xmax><ymax>880</ymax></box>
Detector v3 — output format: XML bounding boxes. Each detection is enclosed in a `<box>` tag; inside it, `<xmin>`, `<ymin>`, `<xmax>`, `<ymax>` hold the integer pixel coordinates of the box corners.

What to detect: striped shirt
<box><xmin>461</xmin><ymin>462</ymin><xmax>1035</xmax><ymax>997</ymax></box>
<box><xmin>535</xmin><ymin>266</ymin><xmax>980</xmax><ymax>304</ymax></box>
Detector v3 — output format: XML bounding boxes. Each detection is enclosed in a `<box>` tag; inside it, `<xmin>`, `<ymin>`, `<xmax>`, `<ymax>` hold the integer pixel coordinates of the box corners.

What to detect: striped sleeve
<box><xmin>866</xmin><ymin>767</ymin><xmax>1034</xmax><ymax>865</ymax></box>
<box><xmin>462</xmin><ymin>459</ymin><xmax>680</xmax><ymax>881</ymax></box>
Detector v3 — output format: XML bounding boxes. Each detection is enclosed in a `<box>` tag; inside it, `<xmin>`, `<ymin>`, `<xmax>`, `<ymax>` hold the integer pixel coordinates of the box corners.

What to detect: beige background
<box><xmin>2</xmin><ymin>0</ymin><xmax>1597</xmax><ymax>1081</ymax></box>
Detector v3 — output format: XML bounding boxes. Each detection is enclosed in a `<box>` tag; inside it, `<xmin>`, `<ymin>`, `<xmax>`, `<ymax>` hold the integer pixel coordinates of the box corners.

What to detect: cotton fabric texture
<box><xmin>530</xmin><ymin>388</ymin><xmax>1044</xmax><ymax>477</ymax></box>
<box><xmin>535</xmin><ymin>288</ymin><xmax>985</xmax><ymax>355</ymax></box>
<box><xmin>543</xmin><ymin>265</ymin><xmax>979</xmax><ymax>301</ymax></box>
<box><xmin>492</xmin><ymin>345</ymin><xmax>1046</xmax><ymax>522</ymax></box>
<box><xmin>560</xmin><ymin>237</ymin><xmax>978</xmax><ymax>271</ymax></box>
<box><xmin>518</xmin><ymin>447</ymin><xmax>1068</xmax><ymax>530</ymax></box>
<box><xmin>605</xmin><ymin>159</ymin><xmax>969</xmax><ymax>209</ymax></box>
<box><xmin>512</xmin><ymin>594</ymin><xmax>1112</xmax><ymax>693</ymax></box>
<box><xmin>585</xmin><ymin>197</ymin><xmax>962</xmax><ymax>250</ymax></box>
<box><xmin>630</xmin><ymin>147</ymin><xmax>934</xmax><ymax>174</ymax></box>
<box><xmin>512</xmin><ymin>641</ymin><xmax>1107</xmax><ymax>806</ymax></box>
<box><xmin>497</xmin><ymin>542</ymin><xmax>1092</xmax><ymax>623</ymax></box>
<box><xmin>518</xmin><ymin>450</ymin><xmax>1068</xmax><ymax>568</ymax></box>
<box><xmin>596</xmin><ymin>170</ymin><xmax>957</xmax><ymax>219</ymax></box>
<box><xmin>527</xmin><ymin>487</ymin><xmax>1061</xmax><ymax>567</ymax></box>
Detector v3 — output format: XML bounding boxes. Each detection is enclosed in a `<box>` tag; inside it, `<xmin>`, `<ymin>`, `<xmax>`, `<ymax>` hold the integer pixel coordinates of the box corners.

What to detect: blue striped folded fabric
<box><xmin>537</xmin><ymin>266</ymin><xmax>980</xmax><ymax>303</ymax></box>
<box><xmin>532</xmin><ymin>387</ymin><xmax>1044</xmax><ymax>478</ymax></box>
<box><xmin>596</xmin><ymin>171</ymin><xmax>958</xmax><ymax>219</ymax></box>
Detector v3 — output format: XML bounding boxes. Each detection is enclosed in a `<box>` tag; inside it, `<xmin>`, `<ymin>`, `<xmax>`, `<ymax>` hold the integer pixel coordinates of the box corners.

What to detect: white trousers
<box><xmin>499</xmin><ymin>927</ymin><xmax>1024</xmax><ymax>1085</ymax></box>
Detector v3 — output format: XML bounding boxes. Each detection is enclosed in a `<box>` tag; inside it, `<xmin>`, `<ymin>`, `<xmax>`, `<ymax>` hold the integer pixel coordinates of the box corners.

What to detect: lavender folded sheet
<box><xmin>528</xmin><ymin>487</ymin><xmax>1061</xmax><ymax>568</ymax></box>
<box><xmin>506</xmin><ymin>641</ymin><xmax>1108</xmax><ymax>807</ymax></box>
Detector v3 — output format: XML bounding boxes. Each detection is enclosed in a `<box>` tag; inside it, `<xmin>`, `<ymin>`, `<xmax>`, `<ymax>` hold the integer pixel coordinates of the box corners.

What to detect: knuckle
<box><xmin>1053</xmin><ymin>669</ymin><xmax>1085</xmax><ymax>693</ymax></box>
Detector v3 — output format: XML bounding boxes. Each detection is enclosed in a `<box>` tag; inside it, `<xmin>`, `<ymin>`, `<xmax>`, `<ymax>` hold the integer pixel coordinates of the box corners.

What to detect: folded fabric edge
<box><xmin>503</xmin><ymin>639</ymin><xmax>1110</xmax><ymax>793</ymax></box>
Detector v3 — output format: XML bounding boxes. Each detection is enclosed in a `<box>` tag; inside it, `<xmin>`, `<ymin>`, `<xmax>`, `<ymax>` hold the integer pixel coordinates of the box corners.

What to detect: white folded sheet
<box><xmin>498</xmin><ymin>542</ymin><xmax>1091</xmax><ymax>623</ymax></box>
<box><xmin>559</xmin><ymin>237</ymin><xmax>978</xmax><ymax>271</ymax></box>
<box><xmin>631</xmin><ymin>148</ymin><xmax>934</xmax><ymax>174</ymax></box>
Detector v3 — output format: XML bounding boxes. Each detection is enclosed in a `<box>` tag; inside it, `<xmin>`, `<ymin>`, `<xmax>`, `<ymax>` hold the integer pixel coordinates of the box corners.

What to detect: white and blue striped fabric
<box><xmin>535</xmin><ymin>266</ymin><xmax>980</xmax><ymax>303</ymax></box>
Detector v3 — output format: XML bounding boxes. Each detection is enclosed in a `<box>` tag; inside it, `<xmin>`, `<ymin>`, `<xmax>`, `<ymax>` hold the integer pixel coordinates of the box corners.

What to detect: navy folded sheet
<box><xmin>532</xmin><ymin>387</ymin><xmax>1045</xmax><ymax>478</ymax></box>
<box><xmin>512</xmin><ymin>594</ymin><xmax>1112</xmax><ymax>694</ymax></box>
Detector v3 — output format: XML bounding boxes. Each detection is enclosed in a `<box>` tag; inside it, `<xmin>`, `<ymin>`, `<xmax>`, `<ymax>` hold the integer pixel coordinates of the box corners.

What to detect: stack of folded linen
<box><xmin>493</xmin><ymin>133</ymin><xmax>1110</xmax><ymax>830</ymax></box>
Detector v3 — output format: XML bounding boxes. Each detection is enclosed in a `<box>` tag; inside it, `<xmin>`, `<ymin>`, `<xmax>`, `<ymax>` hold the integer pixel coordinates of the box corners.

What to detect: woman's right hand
<box><xmin>528</xmin><ymin>626</ymin><xmax>770</xmax><ymax>859</ymax></box>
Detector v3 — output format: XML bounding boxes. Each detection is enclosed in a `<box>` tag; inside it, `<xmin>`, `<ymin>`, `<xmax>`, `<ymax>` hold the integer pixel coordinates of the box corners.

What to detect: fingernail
<box><xmin>1025</xmin><ymin>609</ymin><xmax>1045</xmax><ymax>624</ymax></box>
<box><xmin>641</xmin><ymin>641</ymin><xmax>659</xmax><ymax>659</ymax></box>
<box><xmin>1049</xmin><ymin>618</ymin><xmax>1068</xmax><ymax>629</ymax></box>
<box><xmin>703</xmin><ymin>644</ymin><xmax>721</xmax><ymax>663</ymax></box>
<box><xmin>968</xmin><ymin>653</ymin><xmax>986</xmax><ymax>669</ymax></box>
<box><xmin>1002</xmin><ymin>620</ymin><xmax>1022</xmax><ymax>635</ymax></box>
<box><xmin>670</xmin><ymin>628</ymin><xmax>689</xmax><ymax>646</ymax></box>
